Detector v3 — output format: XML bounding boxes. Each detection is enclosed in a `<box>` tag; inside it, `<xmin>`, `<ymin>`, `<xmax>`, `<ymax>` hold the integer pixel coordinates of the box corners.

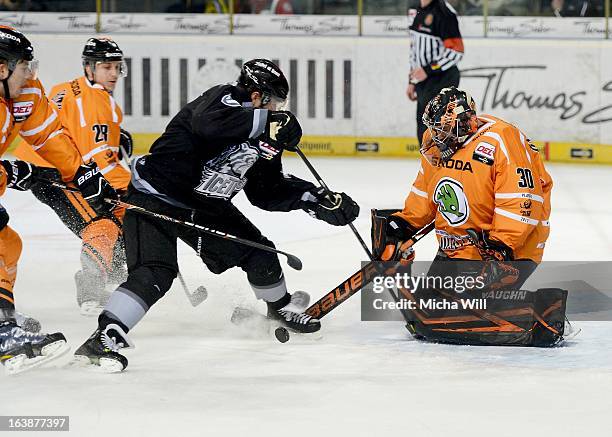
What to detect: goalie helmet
<box><xmin>238</xmin><ymin>59</ymin><xmax>289</xmax><ymax>108</ymax></box>
<box><xmin>82</xmin><ymin>37</ymin><xmax>127</xmax><ymax>78</ymax></box>
<box><xmin>421</xmin><ymin>87</ymin><xmax>478</xmax><ymax>164</ymax></box>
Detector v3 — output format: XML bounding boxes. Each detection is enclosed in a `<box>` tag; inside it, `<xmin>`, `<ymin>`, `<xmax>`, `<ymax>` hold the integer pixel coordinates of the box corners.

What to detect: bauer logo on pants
<box><xmin>434</xmin><ymin>177</ymin><xmax>470</xmax><ymax>226</ymax></box>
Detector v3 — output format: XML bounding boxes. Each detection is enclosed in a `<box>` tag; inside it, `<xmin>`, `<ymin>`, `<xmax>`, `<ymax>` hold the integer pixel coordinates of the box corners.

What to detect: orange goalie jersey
<box><xmin>14</xmin><ymin>76</ymin><xmax>130</xmax><ymax>190</ymax></box>
<box><xmin>395</xmin><ymin>114</ymin><xmax>552</xmax><ymax>263</ymax></box>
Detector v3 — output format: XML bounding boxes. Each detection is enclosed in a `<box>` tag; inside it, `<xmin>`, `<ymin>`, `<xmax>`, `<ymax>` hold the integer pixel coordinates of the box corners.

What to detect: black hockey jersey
<box><xmin>132</xmin><ymin>84</ymin><xmax>315</xmax><ymax>211</ymax></box>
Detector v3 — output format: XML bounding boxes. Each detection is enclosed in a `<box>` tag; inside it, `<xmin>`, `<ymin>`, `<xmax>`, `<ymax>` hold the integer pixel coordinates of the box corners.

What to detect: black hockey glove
<box><xmin>262</xmin><ymin>111</ymin><xmax>302</xmax><ymax>151</ymax></box>
<box><xmin>301</xmin><ymin>187</ymin><xmax>359</xmax><ymax>226</ymax></box>
<box><xmin>0</xmin><ymin>204</ymin><xmax>8</xmax><ymax>230</ymax></box>
<box><xmin>118</xmin><ymin>128</ymin><xmax>133</xmax><ymax>160</ymax></box>
<box><xmin>73</xmin><ymin>162</ymin><xmax>118</xmax><ymax>215</ymax></box>
<box><xmin>1</xmin><ymin>160</ymin><xmax>61</xmax><ymax>191</ymax></box>
<box><xmin>380</xmin><ymin>215</ymin><xmax>418</xmax><ymax>263</ymax></box>
<box><xmin>466</xmin><ymin>229</ymin><xmax>518</xmax><ymax>290</ymax></box>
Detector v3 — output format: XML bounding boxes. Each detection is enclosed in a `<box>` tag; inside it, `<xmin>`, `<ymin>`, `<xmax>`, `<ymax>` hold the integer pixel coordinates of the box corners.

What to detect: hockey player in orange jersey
<box><xmin>15</xmin><ymin>37</ymin><xmax>131</xmax><ymax>316</ymax></box>
<box><xmin>373</xmin><ymin>87</ymin><xmax>565</xmax><ymax>346</ymax></box>
<box><xmin>0</xmin><ymin>27</ymin><xmax>118</xmax><ymax>373</ymax></box>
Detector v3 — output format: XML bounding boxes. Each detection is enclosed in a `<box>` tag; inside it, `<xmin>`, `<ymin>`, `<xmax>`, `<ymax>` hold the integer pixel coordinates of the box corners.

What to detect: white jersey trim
<box><xmin>75</xmin><ymin>97</ymin><xmax>86</xmax><ymax>127</ymax></box>
<box><xmin>410</xmin><ymin>186</ymin><xmax>428</xmax><ymax>198</ymax></box>
<box><xmin>495</xmin><ymin>192</ymin><xmax>544</xmax><ymax>203</ymax></box>
<box><xmin>100</xmin><ymin>163</ymin><xmax>117</xmax><ymax>175</ymax></box>
<box><xmin>19</xmin><ymin>87</ymin><xmax>42</xmax><ymax>97</ymax></box>
<box><xmin>20</xmin><ymin>111</ymin><xmax>57</xmax><ymax>137</ymax></box>
<box><xmin>494</xmin><ymin>207</ymin><xmax>539</xmax><ymax>226</ymax></box>
<box><xmin>483</xmin><ymin>132</ymin><xmax>510</xmax><ymax>164</ymax></box>
<box><xmin>32</xmin><ymin>129</ymin><xmax>63</xmax><ymax>151</ymax></box>
<box><xmin>82</xmin><ymin>144</ymin><xmax>111</xmax><ymax>161</ymax></box>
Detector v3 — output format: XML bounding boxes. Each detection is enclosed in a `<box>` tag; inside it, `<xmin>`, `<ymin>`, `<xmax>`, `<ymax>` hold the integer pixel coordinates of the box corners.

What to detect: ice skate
<box><xmin>0</xmin><ymin>321</ymin><xmax>69</xmax><ymax>375</ymax></box>
<box><xmin>72</xmin><ymin>324</ymin><xmax>132</xmax><ymax>373</ymax></box>
<box><xmin>266</xmin><ymin>292</ymin><xmax>320</xmax><ymax>334</ymax></box>
<box><xmin>232</xmin><ymin>291</ymin><xmax>320</xmax><ymax>338</ymax></box>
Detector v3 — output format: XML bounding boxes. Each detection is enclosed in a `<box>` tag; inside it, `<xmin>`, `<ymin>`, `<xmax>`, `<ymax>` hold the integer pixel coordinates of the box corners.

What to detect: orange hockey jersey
<box><xmin>0</xmin><ymin>79</ymin><xmax>82</xmax><ymax>195</ymax></box>
<box><xmin>14</xmin><ymin>76</ymin><xmax>130</xmax><ymax>190</ymax></box>
<box><xmin>396</xmin><ymin>115</ymin><xmax>552</xmax><ymax>263</ymax></box>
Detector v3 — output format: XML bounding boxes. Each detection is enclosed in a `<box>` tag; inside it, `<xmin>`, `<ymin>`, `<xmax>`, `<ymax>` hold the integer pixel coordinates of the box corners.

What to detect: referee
<box><xmin>407</xmin><ymin>0</ymin><xmax>464</xmax><ymax>145</ymax></box>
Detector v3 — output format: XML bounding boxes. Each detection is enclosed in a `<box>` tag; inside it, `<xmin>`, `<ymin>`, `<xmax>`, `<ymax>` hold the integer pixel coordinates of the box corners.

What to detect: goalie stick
<box><xmin>306</xmin><ymin>221</ymin><xmax>434</xmax><ymax>319</ymax></box>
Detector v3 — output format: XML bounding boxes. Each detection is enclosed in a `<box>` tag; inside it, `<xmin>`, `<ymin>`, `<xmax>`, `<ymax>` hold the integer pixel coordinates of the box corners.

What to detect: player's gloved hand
<box><xmin>0</xmin><ymin>204</ymin><xmax>8</xmax><ymax>230</ymax></box>
<box><xmin>73</xmin><ymin>162</ymin><xmax>118</xmax><ymax>215</ymax></box>
<box><xmin>466</xmin><ymin>229</ymin><xmax>519</xmax><ymax>290</ymax></box>
<box><xmin>301</xmin><ymin>187</ymin><xmax>359</xmax><ymax>226</ymax></box>
<box><xmin>263</xmin><ymin>111</ymin><xmax>302</xmax><ymax>151</ymax></box>
<box><xmin>118</xmin><ymin>128</ymin><xmax>133</xmax><ymax>160</ymax></box>
<box><xmin>381</xmin><ymin>215</ymin><xmax>417</xmax><ymax>264</ymax></box>
<box><xmin>1</xmin><ymin>160</ymin><xmax>61</xmax><ymax>191</ymax></box>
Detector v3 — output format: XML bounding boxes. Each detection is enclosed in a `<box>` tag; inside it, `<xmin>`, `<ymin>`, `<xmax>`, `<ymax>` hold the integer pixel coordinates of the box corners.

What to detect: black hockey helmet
<box><xmin>82</xmin><ymin>37</ymin><xmax>127</xmax><ymax>78</ymax></box>
<box><xmin>421</xmin><ymin>87</ymin><xmax>478</xmax><ymax>164</ymax></box>
<box><xmin>0</xmin><ymin>26</ymin><xmax>37</xmax><ymax>98</ymax></box>
<box><xmin>238</xmin><ymin>59</ymin><xmax>289</xmax><ymax>107</ymax></box>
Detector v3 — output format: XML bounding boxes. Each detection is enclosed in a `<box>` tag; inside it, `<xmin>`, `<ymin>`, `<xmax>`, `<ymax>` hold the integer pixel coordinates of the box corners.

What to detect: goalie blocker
<box><xmin>371</xmin><ymin>209</ymin><xmax>568</xmax><ymax>347</ymax></box>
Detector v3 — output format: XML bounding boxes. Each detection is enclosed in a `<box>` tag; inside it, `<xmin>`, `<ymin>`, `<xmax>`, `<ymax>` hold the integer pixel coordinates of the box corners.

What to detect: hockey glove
<box><xmin>118</xmin><ymin>128</ymin><xmax>133</xmax><ymax>160</ymax></box>
<box><xmin>466</xmin><ymin>229</ymin><xmax>519</xmax><ymax>290</ymax></box>
<box><xmin>263</xmin><ymin>111</ymin><xmax>302</xmax><ymax>151</ymax></box>
<box><xmin>74</xmin><ymin>162</ymin><xmax>118</xmax><ymax>215</ymax></box>
<box><xmin>1</xmin><ymin>160</ymin><xmax>61</xmax><ymax>191</ymax></box>
<box><xmin>0</xmin><ymin>204</ymin><xmax>8</xmax><ymax>230</ymax></box>
<box><xmin>381</xmin><ymin>215</ymin><xmax>417</xmax><ymax>264</ymax></box>
<box><xmin>301</xmin><ymin>187</ymin><xmax>359</xmax><ymax>226</ymax></box>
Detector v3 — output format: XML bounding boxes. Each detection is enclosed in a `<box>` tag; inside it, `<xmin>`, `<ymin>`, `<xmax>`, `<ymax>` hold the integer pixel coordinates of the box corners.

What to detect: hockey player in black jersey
<box><xmin>74</xmin><ymin>59</ymin><xmax>360</xmax><ymax>371</ymax></box>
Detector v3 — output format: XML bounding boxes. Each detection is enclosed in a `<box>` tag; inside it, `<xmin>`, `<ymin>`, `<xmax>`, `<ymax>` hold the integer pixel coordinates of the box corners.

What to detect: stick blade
<box><xmin>286</xmin><ymin>255</ymin><xmax>303</xmax><ymax>271</ymax></box>
<box><xmin>187</xmin><ymin>287</ymin><xmax>208</xmax><ymax>307</ymax></box>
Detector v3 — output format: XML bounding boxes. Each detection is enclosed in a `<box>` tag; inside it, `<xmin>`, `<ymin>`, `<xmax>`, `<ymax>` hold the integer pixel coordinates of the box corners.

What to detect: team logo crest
<box><xmin>424</xmin><ymin>14</ymin><xmax>434</xmax><ymax>26</ymax></box>
<box><xmin>434</xmin><ymin>177</ymin><xmax>469</xmax><ymax>226</ymax></box>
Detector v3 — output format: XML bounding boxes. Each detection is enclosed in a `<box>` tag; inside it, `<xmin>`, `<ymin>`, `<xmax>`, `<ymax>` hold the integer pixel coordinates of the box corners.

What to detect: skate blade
<box><xmin>3</xmin><ymin>340</ymin><xmax>70</xmax><ymax>375</ymax></box>
<box><xmin>69</xmin><ymin>355</ymin><xmax>126</xmax><ymax>373</ymax></box>
<box><xmin>80</xmin><ymin>301</ymin><xmax>105</xmax><ymax>317</ymax></box>
<box><xmin>231</xmin><ymin>306</ymin><xmax>322</xmax><ymax>342</ymax></box>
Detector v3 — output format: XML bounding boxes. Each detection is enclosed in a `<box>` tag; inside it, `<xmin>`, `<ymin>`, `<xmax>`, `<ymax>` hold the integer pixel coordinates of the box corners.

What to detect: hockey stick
<box><xmin>31</xmin><ymin>177</ymin><xmax>303</xmax><ymax>270</ymax></box>
<box><xmin>106</xmin><ymin>199</ymin><xmax>303</xmax><ymax>271</ymax></box>
<box><xmin>177</xmin><ymin>271</ymin><xmax>208</xmax><ymax>307</ymax></box>
<box><xmin>306</xmin><ymin>221</ymin><xmax>434</xmax><ymax>319</ymax></box>
<box><xmin>294</xmin><ymin>146</ymin><xmax>436</xmax><ymax>317</ymax></box>
<box><xmin>294</xmin><ymin>146</ymin><xmax>374</xmax><ymax>260</ymax></box>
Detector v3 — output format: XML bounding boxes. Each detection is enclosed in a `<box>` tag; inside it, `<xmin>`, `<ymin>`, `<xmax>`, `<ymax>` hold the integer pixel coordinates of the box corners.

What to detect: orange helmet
<box><xmin>421</xmin><ymin>87</ymin><xmax>478</xmax><ymax>164</ymax></box>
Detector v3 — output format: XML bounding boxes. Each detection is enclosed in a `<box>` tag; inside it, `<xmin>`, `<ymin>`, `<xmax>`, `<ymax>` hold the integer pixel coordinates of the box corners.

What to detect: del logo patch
<box><xmin>472</xmin><ymin>142</ymin><xmax>495</xmax><ymax>166</ymax></box>
<box><xmin>434</xmin><ymin>177</ymin><xmax>470</xmax><ymax>226</ymax></box>
<box><xmin>12</xmin><ymin>101</ymin><xmax>34</xmax><ymax>121</ymax></box>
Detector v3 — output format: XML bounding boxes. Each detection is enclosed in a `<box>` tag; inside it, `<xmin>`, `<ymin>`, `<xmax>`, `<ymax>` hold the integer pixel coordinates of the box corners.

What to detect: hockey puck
<box><xmin>274</xmin><ymin>327</ymin><xmax>290</xmax><ymax>343</ymax></box>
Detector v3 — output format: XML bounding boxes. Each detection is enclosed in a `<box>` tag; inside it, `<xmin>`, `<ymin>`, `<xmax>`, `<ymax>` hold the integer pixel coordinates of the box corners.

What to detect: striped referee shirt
<box><xmin>409</xmin><ymin>1</ymin><xmax>464</xmax><ymax>77</ymax></box>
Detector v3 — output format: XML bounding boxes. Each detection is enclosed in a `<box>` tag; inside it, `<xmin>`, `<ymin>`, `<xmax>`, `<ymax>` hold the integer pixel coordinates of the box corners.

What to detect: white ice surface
<box><xmin>1</xmin><ymin>157</ymin><xmax>611</xmax><ymax>437</ymax></box>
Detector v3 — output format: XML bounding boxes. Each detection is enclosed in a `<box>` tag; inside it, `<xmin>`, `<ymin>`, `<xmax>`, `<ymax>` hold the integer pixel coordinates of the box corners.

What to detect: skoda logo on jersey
<box><xmin>434</xmin><ymin>177</ymin><xmax>469</xmax><ymax>226</ymax></box>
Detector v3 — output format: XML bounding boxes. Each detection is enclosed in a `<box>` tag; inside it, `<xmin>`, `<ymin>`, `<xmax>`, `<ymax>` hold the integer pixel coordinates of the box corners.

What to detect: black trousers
<box><xmin>415</xmin><ymin>66</ymin><xmax>461</xmax><ymax>145</ymax></box>
<box><xmin>120</xmin><ymin>187</ymin><xmax>282</xmax><ymax>308</ymax></box>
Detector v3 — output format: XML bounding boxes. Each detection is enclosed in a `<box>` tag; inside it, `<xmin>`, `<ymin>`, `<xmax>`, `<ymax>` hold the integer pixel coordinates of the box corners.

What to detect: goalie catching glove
<box><xmin>379</xmin><ymin>214</ymin><xmax>417</xmax><ymax>264</ymax></box>
<box><xmin>1</xmin><ymin>160</ymin><xmax>61</xmax><ymax>191</ymax></box>
<box><xmin>261</xmin><ymin>111</ymin><xmax>302</xmax><ymax>151</ymax></box>
<box><xmin>301</xmin><ymin>187</ymin><xmax>359</xmax><ymax>226</ymax></box>
<box><xmin>73</xmin><ymin>162</ymin><xmax>118</xmax><ymax>215</ymax></box>
<box><xmin>466</xmin><ymin>229</ymin><xmax>519</xmax><ymax>290</ymax></box>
